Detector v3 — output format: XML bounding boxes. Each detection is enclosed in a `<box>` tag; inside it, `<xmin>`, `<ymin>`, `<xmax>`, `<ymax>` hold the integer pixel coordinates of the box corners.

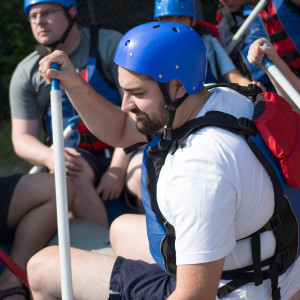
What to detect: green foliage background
<box><xmin>0</xmin><ymin>0</ymin><xmax>35</xmax><ymax>122</ymax></box>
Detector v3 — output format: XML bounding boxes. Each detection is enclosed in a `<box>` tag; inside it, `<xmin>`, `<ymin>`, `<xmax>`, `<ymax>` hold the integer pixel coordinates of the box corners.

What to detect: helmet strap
<box><xmin>158</xmin><ymin>82</ymin><xmax>189</xmax><ymax>140</ymax></box>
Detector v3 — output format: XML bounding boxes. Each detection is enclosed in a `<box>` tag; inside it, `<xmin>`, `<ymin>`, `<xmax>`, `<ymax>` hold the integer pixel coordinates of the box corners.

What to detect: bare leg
<box><xmin>0</xmin><ymin>173</ymin><xmax>75</xmax><ymax>299</ymax></box>
<box><xmin>70</xmin><ymin>158</ymin><xmax>109</xmax><ymax>228</ymax></box>
<box><xmin>27</xmin><ymin>246</ymin><xmax>116</xmax><ymax>300</ymax></box>
<box><xmin>110</xmin><ymin>214</ymin><xmax>155</xmax><ymax>264</ymax></box>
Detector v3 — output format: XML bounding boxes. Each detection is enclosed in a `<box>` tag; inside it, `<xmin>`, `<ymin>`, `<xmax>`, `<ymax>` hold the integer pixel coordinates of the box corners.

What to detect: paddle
<box><xmin>50</xmin><ymin>63</ymin><xmax>74</xmax><ymax>300</ymax></box>
<box><xmin>225</xmin><ymin>0</ymin><xmax>268</xmax><ymax>55</ymax></box>
<box><xmin>262</xmin><ymin>46</ymin><xmax>300</xmax><ymax>110</ymax></box>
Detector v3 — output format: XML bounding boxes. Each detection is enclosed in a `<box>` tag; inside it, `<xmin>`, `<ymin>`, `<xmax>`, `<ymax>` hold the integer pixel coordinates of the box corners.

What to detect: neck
<box><xmin>173</xmin><ymin>88</ymin><xmax>211</xmax><ymax>129</ymax></box>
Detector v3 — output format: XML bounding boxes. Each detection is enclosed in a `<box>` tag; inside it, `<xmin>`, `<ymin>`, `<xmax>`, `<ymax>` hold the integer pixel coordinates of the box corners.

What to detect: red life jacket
<box><xmin>259</xmin><ymin>0</ymin><xmax>300</xmax><ymax>76</ymax></box>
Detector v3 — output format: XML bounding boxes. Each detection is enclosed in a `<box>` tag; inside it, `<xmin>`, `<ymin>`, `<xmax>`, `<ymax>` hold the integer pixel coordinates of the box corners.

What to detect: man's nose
<box><xmin>121</xmin><ymin>94</ymin><xmax>136</xmax><ymax>112</ymax></box>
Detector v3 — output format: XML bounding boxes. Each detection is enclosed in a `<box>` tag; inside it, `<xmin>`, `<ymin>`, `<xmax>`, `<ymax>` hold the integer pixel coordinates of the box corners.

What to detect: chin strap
<box><xmin>158</xmin><ymin>82</ymin><xmax>189</xmax><ymax>140</ymax></box>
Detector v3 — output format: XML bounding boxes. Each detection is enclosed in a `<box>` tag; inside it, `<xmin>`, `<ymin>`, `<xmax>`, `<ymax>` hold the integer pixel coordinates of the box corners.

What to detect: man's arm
<box><xmin>11</xmin><ymin>118</ymin><xmax>55</xmax><ymax>171</ymax></box>
<box><xmin>168</xmin><ymin>259</ymin><xmax>225</xmax><ymax>300</ymax></box>
<box><xmin>223</xmin><ymin>69</ymin><xmax>266</xmax><ymax>91</ymax></box>
<box><xmin>39</xmin><ymin>50</ymin><xmax>146</xmax><ymax>148</ymax></box>
<box><xmin>96</xmin><ymin>147</ymin><xmax>133</xmax><ymax>201</ymax></box>
<box><xmin>247</xmin><ymin>37</ymin><xmax>300</xmax><ymax>111</ymax></box>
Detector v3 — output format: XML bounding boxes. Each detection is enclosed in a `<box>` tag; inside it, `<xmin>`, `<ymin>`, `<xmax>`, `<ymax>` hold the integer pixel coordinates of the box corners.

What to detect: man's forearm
<box><xmin>65</xmin><ymin>78</ymin><xmax>132</xmax><ymax>147</ymax></box>
<box><xmin>13</xmin><ymin>134</ymin><xmax>53</xmax><ymax>169</ymax></box>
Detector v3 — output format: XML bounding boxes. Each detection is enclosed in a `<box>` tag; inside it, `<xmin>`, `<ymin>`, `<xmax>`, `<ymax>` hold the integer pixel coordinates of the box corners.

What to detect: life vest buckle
<box><xmin>275</xmin><ymin>249</ymin><xmax>289</xmax><ymax>264</ymax></box>
<box><xmin>238</xmin><ymin>117</ymin><xmax>256</xmax><ymax>135</ymax></box>
<box><xmin>265</xmin><ymin>214</ymin><xmax>282</xmax><ymax>231</ymax></box>
<box><xmin>272</xmin><ymin>286</ymin><xmax>281</xmax><ymax>300</ymax></box>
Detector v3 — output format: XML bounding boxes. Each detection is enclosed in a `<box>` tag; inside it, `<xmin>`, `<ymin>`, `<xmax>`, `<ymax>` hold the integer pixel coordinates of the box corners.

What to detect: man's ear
<box><xmin>168</xmin><ymin>80</ymin><xmax>186</xmax><ymax>100</ymax></box>
<box><xmin>68</xmin><ymin>6</ymin><xmax>77</xmax><ymax>19</ymax></box>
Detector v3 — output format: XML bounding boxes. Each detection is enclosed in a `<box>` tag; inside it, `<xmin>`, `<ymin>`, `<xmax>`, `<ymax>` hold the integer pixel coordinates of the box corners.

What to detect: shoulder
<box><xmin>205</xmin><ymin>87</ymin><xmax>254</xmax><ymax>118</ymax></box>
<box><xmin>79</xmin><ymin>26</ymin><xmax>122</xmax><ymax>43</ymax></box>
<box><xmin>179</xmin><ymin>87</ymin><xmax>254</xmax><ymax>154</ymax></box>
<box><xmin>98</xmin><ymin>28</ymin><xmax>123</xmax><ymax>40</ymax></box>
<box><xmin>11</xmin><ymin>51</ymin><xmax>40</xmax><ymax>81</ymax></box>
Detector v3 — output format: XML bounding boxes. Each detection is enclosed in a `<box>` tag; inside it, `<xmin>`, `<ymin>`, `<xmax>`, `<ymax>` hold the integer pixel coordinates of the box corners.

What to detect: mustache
<box><xmin>130</xmin><ymin>107</ymin><xmax>142</xmax><ymax>114</ymax></box>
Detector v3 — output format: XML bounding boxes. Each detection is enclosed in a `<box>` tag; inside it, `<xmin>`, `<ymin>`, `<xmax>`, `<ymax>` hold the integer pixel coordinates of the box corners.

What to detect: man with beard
<box><xmin>27</xmin><ymin>22</ymin><xmax>300</xmax><ymax>299</ymax></box>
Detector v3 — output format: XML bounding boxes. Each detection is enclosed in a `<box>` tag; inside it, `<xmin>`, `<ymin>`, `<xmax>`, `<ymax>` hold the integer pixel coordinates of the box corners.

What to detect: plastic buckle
<box><xmin>272</xmin><ymin>287</ymin><xmax>281</xmax><ymax>300</ymax></box>
<box><xmin>254</xmin><ymin>277</ymin><xmax>263</xmax><ymax>286</ymax></box>
<box><xmin>238</xmin><ymin>117</ymin><xmax>256</xmax><ymax>134</ymax></box>
<box><xmin>269</xmin><ymin>215</ymin><xmax>282</xmax><ymax>231</ymax></box>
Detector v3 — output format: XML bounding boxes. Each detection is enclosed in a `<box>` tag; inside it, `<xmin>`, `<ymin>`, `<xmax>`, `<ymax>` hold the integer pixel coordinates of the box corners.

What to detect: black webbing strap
<box><xmin>280</xmin><ymin>50</ymin><xmax>300</xmax><ymax>64</ymax></box>
<box><xmin>158</xmin><ymin>82</ymin><xmax>188</xmax><ymax>141</ymax></box>
<box><xmin>218</xmin><ymin>270</ymin><xmax>272</xmax><ymax>298</ymax></box>
<box><xmin>261</xmin><ymin>13</ymin><xmax>278</xmax><ymax>23</ymax></box>
<box><xmin>89</xmin><ymin>25</ymin><xmax>116</xmax><ymax>90</ymax></box>
<box><xmin>251</xmin><ymin>232</ymin><xmax>263</xmax><ymax>286</ymax></box>
<box><xmin>269</xmin><ymin>260</ymin><xmax>281</xmax><ymax>300</ymax></box>
<box><xmin>171</xmin><ymin>111</ymin><xmax>256</xmax><ymax>151</ymax></box>
<box><xmin>269</xmin><ymin>30</ymin><xmax>287</xmax><ymax>44</ymax></box>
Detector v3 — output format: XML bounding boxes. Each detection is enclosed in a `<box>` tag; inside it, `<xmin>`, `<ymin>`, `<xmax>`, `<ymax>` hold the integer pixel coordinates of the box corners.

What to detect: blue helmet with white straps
<box><xmin>24</xmin><ymin>0</ymin><xmax>77</xmax><ymax>15</ymax></box>
<box><xmin>154</xmin><ymin>0</ymin><xmax>196</xmax><ymax>20</ymax></box>
<box><xmin>114</xmin><ymin>22</ymin><xmax>207</xmax><ymax>95</ymax></box>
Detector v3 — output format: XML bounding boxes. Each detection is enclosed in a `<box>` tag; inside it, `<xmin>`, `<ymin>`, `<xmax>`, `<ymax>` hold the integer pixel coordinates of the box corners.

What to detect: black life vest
<box><xmin>142</xmin><ymin>84</ymin><xmax>300</xmax><ymax>300</ymax></box>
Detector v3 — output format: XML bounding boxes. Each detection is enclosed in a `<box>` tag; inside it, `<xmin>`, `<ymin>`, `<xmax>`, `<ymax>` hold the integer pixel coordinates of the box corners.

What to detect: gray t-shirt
<box><xmin>10</xmin><ymin>26</ymin><xmax>122</xmax><ymax>120</ymax></box>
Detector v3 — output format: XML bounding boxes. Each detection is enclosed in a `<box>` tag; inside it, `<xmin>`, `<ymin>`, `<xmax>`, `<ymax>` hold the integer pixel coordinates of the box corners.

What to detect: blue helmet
<box><xmin>114</xmin><ymin>22</ymin><xmax>207</xmax><ymax>95</ymax></box>
<box><xmin>24</xmin><ymin>0</ymin><xmax>77</xmax><ymax>15</ymax></box>
<box><xmin>154</xmin><ymin>0</ymin><xmax>196</xmax><ymax>20</ymax></box>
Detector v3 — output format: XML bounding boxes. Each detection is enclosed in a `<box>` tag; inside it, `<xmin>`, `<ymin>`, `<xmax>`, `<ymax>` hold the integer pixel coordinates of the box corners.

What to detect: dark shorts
<box><xmin>0</xmin><ymin>174</ymin><xmax>24</xmax><ymax>243</ymax></box>
<box><xmin>74</xmin><ymin>147</ymin><xmax>114</xmax><ymax>186</ymax></box>
<box><xmin>109</xmin><ymin>256</ymin><xmax>176</xmax><ymax>300</ymax></box>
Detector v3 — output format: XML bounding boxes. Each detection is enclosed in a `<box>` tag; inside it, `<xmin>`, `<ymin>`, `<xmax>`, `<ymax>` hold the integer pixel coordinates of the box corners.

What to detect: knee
<box><xmin>110</xmin><ymin>214</ymin><xmax>131</xmax><ymax>251</ymax></box>
<box><xmin>27</xmin><ymin>246</ymin><xmax>59</xmax><ymax>294</ymax></box>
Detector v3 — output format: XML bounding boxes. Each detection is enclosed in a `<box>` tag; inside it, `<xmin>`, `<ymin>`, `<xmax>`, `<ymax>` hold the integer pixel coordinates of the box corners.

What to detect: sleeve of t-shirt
<box><xmin>206</xmin><ymin>35</ymin><xmax>236</xmax><ymax>77</ymax></box>
<box><xmin>98</xmin><ymin>29</ymin><xmax>123</xmax><ymax>92</ymax></box>
<box><xmin>9</xmin><ymin>62</ymin><xmax>41</xmax><ymax>120</ymax></box>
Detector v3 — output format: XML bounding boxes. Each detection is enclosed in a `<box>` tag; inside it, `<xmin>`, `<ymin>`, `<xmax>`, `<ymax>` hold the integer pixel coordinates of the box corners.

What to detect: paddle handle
<box><xmin>226</xmin><ymin>0</ymin><xmax>268</xmax><ymax>55</ymax></box>
<box><xmin>50</xmin><ymin>62</ymin><xmax>74</xmax><ymax>300</ymax></box>
<box><xmin>262</xmin><ymin>44</ymin><xmax>300</xmax><ymax>109</ymax></box>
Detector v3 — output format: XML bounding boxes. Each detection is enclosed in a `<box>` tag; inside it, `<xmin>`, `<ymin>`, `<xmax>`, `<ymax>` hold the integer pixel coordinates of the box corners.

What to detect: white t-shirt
<box><xmin>157</xmin><ymin>87</ymin><xmax>300</xmax><ymax>299</ymax></box>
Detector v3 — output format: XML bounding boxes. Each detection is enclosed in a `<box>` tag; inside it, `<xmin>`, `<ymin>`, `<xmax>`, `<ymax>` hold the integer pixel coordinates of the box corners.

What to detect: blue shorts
<box><xmin>0</xmin><ymin>174</ymin><xmax>23</xmax><ymax>243</ymax></box>
<box><xmin>109</xmin><ymin>256</ymin><xmax>176</xmax><ymax>300</ymax></box>
<box><xmin>75</xmin><ymin>147</ymin><xmax>114</xmax><ymax>186</ymax></box>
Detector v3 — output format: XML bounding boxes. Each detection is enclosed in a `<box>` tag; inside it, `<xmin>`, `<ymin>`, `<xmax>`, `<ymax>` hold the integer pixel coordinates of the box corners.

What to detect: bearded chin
<box><xmin>135</xmin><ymin>102</ymin><xmax>169</xmax><ymax>137</ymax></box>
<box><xmin>136</xmin><ymin>120</ymin><xmax>157</xmax><ymax>137</ymax></box>
<box><xmin>136</xmin><ymin>117</ymin><xmax>165</xmax><ymax>137</ymax></box>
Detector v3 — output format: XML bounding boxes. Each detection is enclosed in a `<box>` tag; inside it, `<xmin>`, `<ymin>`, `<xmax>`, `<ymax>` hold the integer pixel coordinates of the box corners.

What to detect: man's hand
<box><xmin>247</xmin><ymin>37</ymin><xmax>279</xmax><ymax>69</ymax></box>
<box><xmin>64</xmin><ymin>147</ymin><xmax>83</xmax><ymax>177</ymax></box>
<box><xmin>39</xmin><ymin>50</ymin><xmax>83</xmax><ymax>91</ymax></box>
<box><xmin>96</xmin><ymin>167</ymin><xmax>125</xmax><ymax>201</ymax></box>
